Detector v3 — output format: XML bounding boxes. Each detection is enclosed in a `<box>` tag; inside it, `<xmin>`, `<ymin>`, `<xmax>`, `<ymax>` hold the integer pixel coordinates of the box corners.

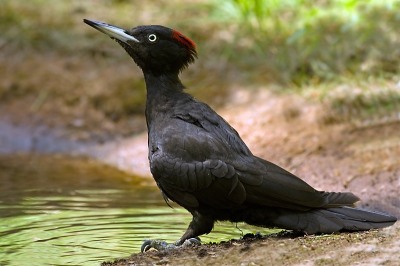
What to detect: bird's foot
<box><xmin>141</xmin><ymin>237</ymin><xmax>201</xmax><ymax>252</ymax></box>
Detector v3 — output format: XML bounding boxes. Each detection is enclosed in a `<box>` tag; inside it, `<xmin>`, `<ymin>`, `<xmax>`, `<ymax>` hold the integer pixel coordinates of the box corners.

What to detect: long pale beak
<box><xmin>83</xmin><ymin>19</ymin><xmax>139</xmax><ymax>43</ymax></box>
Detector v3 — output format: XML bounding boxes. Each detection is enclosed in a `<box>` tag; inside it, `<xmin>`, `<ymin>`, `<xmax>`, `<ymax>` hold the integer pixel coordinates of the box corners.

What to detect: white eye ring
<box><xmin>148</xmin><ymin>34</ymin><xmax>157</xmax><ymax>42</ymax></box>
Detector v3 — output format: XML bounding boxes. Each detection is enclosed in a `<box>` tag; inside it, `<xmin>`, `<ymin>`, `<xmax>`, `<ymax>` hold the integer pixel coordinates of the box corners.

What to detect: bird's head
<box><xmin>84</xmin><ymin>19</ymin><xmax>197</xmax><ymax>76</ymax></box>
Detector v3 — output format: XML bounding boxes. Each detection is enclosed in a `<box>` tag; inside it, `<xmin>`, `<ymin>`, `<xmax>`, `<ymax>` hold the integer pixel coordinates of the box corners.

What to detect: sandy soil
<box><xmin>102</xmin><ymin>224</ymin><xmax>400</xmax><ymax>266</ymax></box>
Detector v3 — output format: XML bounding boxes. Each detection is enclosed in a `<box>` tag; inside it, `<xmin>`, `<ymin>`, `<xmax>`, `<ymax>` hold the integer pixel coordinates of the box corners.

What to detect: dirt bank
<box><xmin>102</xmin><ymin>223</ymin><xmax>400</xmax><ymax>266</ymax></box>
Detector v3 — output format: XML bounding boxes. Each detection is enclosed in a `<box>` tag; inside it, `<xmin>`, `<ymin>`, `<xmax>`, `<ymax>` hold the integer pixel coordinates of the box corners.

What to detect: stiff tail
<box><xmin>274</xmin><ymin>206</ymin><xmax>397</xmax><ymax>234</ymax></box>
<box><xmin>325</xmin><ymin>207</ymin><xmax>397</xmax><ymax>231</ymax></box>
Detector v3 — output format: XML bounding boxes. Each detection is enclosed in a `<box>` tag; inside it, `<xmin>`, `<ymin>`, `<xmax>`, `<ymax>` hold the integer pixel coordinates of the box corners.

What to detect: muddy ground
<box><xmin>102</xmin><ymin>225</ymin><xmax>400</xmax><ymax>266</ymax></box>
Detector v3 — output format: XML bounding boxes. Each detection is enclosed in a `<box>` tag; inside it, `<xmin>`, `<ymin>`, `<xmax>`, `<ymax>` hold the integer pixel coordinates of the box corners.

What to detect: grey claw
<box><xmin>181</xmin><ymin>237</ymin><xmax>201</xmax><ymax>247</ymax></box>
<box><xmin>140</xmin><ymin>239</ymin><xmax>169</xmax><ymax>252</ymax></box>
<box><xmin>141</xmin><ymin>237</ymin><xmax>201</xmax><ymax>252</ymax></box>
<box><xmin>141</xmin><ymin>239</ymin><xmax>152</xmax><ymax>253</ymax></box>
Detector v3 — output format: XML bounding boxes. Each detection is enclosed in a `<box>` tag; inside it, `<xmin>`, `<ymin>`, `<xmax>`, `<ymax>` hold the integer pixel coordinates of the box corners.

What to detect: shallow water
<box><xmin>0</xmin><ymin>154</ymin><xmax>276</xmax><ymax>266</ymax></box>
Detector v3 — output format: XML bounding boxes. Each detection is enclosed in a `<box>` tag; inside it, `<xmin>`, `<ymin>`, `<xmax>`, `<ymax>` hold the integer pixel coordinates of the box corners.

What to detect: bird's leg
<box><xmin>141</xmin><ymin>211</ymin><xmax>214</xmax><ymax>252</ymax></box>
<box><xmin>177</xmin><ymin>210</ymin><xmax>214</xmax><ymax>245</ymax></box>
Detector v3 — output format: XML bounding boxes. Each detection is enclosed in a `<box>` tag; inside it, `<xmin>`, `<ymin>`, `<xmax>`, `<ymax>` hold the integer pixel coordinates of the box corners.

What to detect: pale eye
<box><xmin>148</xmin><ymin>34</ymin><xmax>157</xmax><ymax>42</ymax></box>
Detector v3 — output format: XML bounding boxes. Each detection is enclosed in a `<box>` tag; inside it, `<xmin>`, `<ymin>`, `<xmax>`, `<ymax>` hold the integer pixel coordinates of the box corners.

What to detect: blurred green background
<box><xmin>1</xmin><ymin>0</ymin><xmax>399</xmax><ymax>140</ymax></box>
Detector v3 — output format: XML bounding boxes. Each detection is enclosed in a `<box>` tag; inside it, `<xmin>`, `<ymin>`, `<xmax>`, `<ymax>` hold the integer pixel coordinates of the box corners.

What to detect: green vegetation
<box><xmin>208</xmin><ymin>0</ymin><xmax>400</xmax><ymax>122</ymax></box>
<box><xmin>213</xmin><ymin>0</ymin><xmax>400</xmax><ymax>83</ymax></box>
<box><xmin>1</xmin><ymin>0</ymin><xmax>399</xmax><ymax>129</ymax></box>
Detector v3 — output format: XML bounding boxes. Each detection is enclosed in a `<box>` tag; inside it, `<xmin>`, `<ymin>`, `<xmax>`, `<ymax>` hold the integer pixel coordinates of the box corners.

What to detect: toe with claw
<box><xmin>141</xmin><ymin>237</ymin><xmax>201</xmax><ymax>252</ymax></box>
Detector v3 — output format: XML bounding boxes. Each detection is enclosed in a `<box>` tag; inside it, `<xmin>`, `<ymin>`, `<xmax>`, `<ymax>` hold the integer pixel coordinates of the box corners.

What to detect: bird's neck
<box><xmin>143</xmin><ymin>72</ymin><xmax>188</xmax><ymax>123</ymax></box>
<box><xmin>144</xmin><ymin>72</ymin><xmax>184</xmax><ymax>97</ymax></box>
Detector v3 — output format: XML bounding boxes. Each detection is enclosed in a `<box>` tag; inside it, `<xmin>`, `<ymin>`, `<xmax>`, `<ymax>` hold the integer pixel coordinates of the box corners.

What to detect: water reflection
<box><xmin>0</xmin><ymin>154</ymin><xmax>277</xmax><ymax>266</ymax></box>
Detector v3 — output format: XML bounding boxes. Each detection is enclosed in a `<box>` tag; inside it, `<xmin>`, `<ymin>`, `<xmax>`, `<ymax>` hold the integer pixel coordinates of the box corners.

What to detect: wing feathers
<box><xmin>153</xmin><ymin>151</ymin><xmax>362</xmax><ymax>211</ymax></box>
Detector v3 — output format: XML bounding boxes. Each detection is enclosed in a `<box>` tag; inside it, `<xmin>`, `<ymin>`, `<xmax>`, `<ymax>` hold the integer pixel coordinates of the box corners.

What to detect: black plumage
<box><xmin>83</xmin><ymin>19</ymin><xmax>397</xmax><ymax>251</ymax></box>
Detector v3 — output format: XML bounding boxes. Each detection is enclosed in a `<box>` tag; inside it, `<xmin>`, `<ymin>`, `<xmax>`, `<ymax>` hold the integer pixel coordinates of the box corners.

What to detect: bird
<box><xmin>83</xmin><ymin>19</ymin><xmax>397</xmax><ymax>252</ymax></box>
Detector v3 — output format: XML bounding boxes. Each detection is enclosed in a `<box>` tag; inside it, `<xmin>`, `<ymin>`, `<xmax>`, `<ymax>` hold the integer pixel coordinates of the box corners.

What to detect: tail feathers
<box><xmin>327</xmin><ymin>207</ymin><xmax>397</xmax><ymax>231</ymax></box>
<box><xmin>274</xmin><ymin>206</ymin><xmax>397</xmax><ymax>234</ymax></box>
<box><xmin>320</xmin><ymin>191</ymin><xmax>360</xmax><ymax>207</ymax></box>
